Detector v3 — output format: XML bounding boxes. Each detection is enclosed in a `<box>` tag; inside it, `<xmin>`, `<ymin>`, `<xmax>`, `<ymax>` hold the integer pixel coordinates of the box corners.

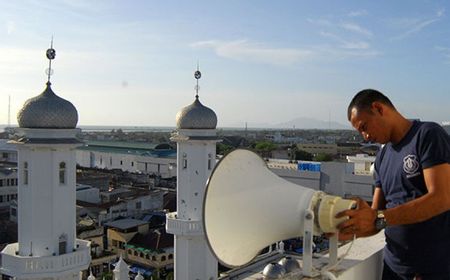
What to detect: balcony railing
<box><xmin>166</xmin><ymin>212</ymin><xmax>203</xmax><ymax>236</ymax></box>
<box><xmin>0</xmin><ymin>239</ymin><xmax>91</xmax><ymax>278</ymax></box>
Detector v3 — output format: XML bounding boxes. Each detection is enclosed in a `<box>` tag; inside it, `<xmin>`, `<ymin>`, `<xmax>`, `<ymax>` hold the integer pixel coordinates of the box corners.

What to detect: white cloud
<box><xmin>340</xmin><ymin>22</ymin><xmax>373</xmax><ymax>38</ymax></box>
<box><xmin>393</xmin><ymin>9</ymin><xmax>445</xmax><ymax>40</ymax></box>
<box><xmin>191</xmin><ymin>40</ymin><xmax>314</xmax><ymax>66</ymax></box>
<box><xmin>6</xmin><ymin>20</ymin><xmax>15</xmax><ymax>34</ymax></box>
<box><xmin>319</xmin><ymin>31</ymin><xmax>370</xmax><ymax>50</ymax></box>
<box><xmin>348</xmin><ymin>10</ymin><xmax>368</xmax><ymax>17</ymax></box>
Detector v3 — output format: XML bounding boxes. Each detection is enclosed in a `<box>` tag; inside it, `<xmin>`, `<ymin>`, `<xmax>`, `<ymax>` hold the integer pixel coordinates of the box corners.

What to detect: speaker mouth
<box><xmin>202</xmin><ymin>148</ymin><xmax>264</xmax><ymax>268</ymax></box>
<box><xmin>202</xmin><ymin>148</ymin><xmax>317</xmax><ymax>268</ymax></box>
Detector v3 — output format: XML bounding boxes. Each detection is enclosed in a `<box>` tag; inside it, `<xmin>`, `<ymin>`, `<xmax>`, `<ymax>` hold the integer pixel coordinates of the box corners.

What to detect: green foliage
<box><xmin>254</xmin><ymin>141</ymin><xmax>276</xmax><ymax>152</ymax></box>
<box><xmin>101</xmin><ymin>272</ymin><xmax>113</xmax><ymax>280</ymax></box>
<box><xmin>313</xmin><ymin>153</ymin><xmax>333</xmax><ymax>162</ymax></box>
<box><xmin>294</xmin><ymin>149</ymin><xmax>313</xmax><ymax>161</ymax></box>
<box><xmin>216</xmin><ymin>143</ymin><xmax>234</xmax><ymax>155</ymax></box>
<box><xmin>254</xmin><ymin>141</ymin><xmax>277</xmax><ymax>158</ymax></box>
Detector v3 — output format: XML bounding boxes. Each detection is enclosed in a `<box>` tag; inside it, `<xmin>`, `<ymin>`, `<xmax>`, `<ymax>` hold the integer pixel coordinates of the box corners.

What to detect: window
<box><xmin>59</xmin><ymin>162</ymin><xmax>66</xmax><ymax>185</ymax></box>
<box><xmin>168</xmin><ymin>254</ymin><xmax>173</xmax><ymax>260</ymax></box>
<box><xmin>136</xmin><ymin>201</ymin><xmax>142</xmax><ymax>209</ymax></box>
<box><xmin>6</xmin><ymin>179</ymin><xmax>10</xmax><ymax>186</ymax></box>
<box><xmin>131</xmin><ymin>162</ymin><xmax>134</xmax><ymax>167</ymax></box>
<box><xmin>208</xmin><ymin>154</ymin><xmax>212</xmax><ymax>170</ymax></box>
<box><xmin>161</xmin><ymin>256</ymin><xmax>166</xmax><ymax>261</ymax></box>
<box><xmin>59</xmin><ymin>234</ymin><xmax>67</xmax><ymax>255</ymax></box>
<box><xmin>23</xmin><ymin>162</ymin><xmax>29</xmax><ymax>185</ymax></box>
<box><xmin>109</xmin><ymin>157</ymin><xmax>112</xmax><ymax>165</ymax></box>
<box><xmin>120</xmin><ymin>160</ymin><xmax>123</xmax><ymax>165</ymax></box>
<box><xmin>0</xmin><ymin>180</ymin><xmax>3</xmax><ymax>187</ymax></box>
<box><xmin>183</xmin><ymin>153</ymin><xmax>187</xmax><ymax>169</ymax></box>
<box><xmin>0</xmin><ymin>196</ymin><xmax>3</xmax><ymax>202</ymax></box>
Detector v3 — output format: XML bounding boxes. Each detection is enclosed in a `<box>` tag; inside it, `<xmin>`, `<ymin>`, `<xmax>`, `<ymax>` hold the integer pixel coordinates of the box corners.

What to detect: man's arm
<box><xmin>371</xmin><ymin>187</ymin><xmax>386</xmax><ymax>210</ymax></box>
<box><xmin>337</xmin><ymin>163</ymin><xmax>450</xmax><ymax>237</ymax></box>
<box><xmin>384</xmin><ymin>163</ymin><xmax>450</xmax><ymax>225</ymax></box>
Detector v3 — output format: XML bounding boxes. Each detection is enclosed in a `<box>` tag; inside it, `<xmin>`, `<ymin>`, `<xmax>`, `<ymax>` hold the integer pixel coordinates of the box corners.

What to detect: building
<box><xmin>0</xmin><ymin>45</ymin><xmax>91</xmax><ymax>279</ymax></box>
<box><xmin>76</xmin><ymin>141</ymin><xmax>177</xmax><ymax>179</ymax></box>
<box><xmin>0</xmin><ymin>166</ymin><xmax>18</xmax><ymax>208</ymax></box>
<box><xmin>0</xmin><ymin>139</ymin><xmax>18</xmax><ymax>163</ymax></box>
<box><xmin>268</xmin><ymin>158</ymin><xmax>375</xmax><ymax>202</ymax></box>
<box><xmin>166</xmin><ymin>69</ymin><xmax>219</xmax><ymax>280</ymax></box>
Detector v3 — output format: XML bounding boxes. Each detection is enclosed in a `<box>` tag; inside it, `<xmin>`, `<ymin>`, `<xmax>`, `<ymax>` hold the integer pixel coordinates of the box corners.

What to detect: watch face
<box><xmin>375</xmin><ymin>218</ymin><xmax>387</xmax><ymax>230</ymax></box>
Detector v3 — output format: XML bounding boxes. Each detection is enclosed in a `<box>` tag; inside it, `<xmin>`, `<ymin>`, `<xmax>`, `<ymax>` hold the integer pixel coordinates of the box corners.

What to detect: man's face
<box><xmin>349</xmin><ymin>106</ymin><xmax>390</xmax><ymax>144</ymax></box>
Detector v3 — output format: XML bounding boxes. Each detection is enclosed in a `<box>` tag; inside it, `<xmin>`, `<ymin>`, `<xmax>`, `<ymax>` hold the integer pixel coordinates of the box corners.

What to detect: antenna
<box><xmin>45</xmin><ymin>36</ymin><xmax>56</xmax><ymax>83</ymax></box>
<box><xmin>8</xmin><ymin>95</ymin><xmax>11</xmax><ymax>127</ymax></box>
<box><xmin>194</xmin><ymin>61</ymin><xmax>201</xmax><ymax>99</ymax></box>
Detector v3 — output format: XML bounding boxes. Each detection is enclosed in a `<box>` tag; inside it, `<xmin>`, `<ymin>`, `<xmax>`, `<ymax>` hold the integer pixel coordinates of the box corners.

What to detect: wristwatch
<box><xmin>375</xmin><ymin>210</ymin><xmax>387</xmax><ymax>231</ymax></box>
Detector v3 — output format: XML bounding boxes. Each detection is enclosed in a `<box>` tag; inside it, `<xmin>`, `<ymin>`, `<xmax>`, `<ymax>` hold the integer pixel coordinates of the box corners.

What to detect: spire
<box><xmin>113</xmin><ymin>255</ymin><xmax>130</xmax><ymax>280</ymax></box>
<box><xmin>45</xmin><ymin>36</ymin><xmax>56</xmax><ymax>84</ymax></box>
<box><xmin>87</xmin><ymin>269</ymin><xmax>96</xmax><ymax>280</ymax></box>
<box><xmin>134</xmin><ymin>271</ymin><xmax>144</xmax><ymax>280</ymax></box>
<box><xmin>194</xmin><ymin>61</ymin><xmax>201</xmax><ymax>99</ymax></box>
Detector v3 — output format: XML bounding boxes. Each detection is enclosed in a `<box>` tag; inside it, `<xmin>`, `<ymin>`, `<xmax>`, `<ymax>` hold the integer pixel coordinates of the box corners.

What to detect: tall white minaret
<box><xmin>166</xmin><ymin>67</ymin><xmax>219</xmax><ymax>280</ymax></box>
<box><xmin>0</xmin><ymin>42</ymin><xmax>91</xmax><ymax>280</ymax></box>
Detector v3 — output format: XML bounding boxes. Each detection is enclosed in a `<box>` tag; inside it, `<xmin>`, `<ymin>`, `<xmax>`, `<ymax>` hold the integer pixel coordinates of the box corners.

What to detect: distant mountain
<box><xmin>274</xmin><ymin>117</ymin><xmax>350</xmax><ymax>130</ymax></box>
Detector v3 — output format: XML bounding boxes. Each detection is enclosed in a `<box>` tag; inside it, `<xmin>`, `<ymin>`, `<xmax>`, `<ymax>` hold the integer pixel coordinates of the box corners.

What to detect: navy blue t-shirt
<box><xmin>374</xmin><ymin>120</ymin><xmax>450</xmax><ymax>274</ymax></box>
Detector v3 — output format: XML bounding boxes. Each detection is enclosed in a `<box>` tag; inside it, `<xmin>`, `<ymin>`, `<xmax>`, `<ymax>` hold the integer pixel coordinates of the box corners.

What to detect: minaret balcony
<box><xmin>166</xmin><ymin>212</ymin><xmax>203</xmax><ymax>236</ymax></box>
<box><xmin>0</xmin><ymin>239</ymin><xmax>91</xmax><ymax>279</ymax></box>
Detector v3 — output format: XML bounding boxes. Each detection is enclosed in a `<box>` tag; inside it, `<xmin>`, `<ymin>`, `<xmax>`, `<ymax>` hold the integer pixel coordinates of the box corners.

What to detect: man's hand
<box><xmin>335</xmin><ymin>198</ymin><xmax>379</xmax><ymax>241</ymax></box>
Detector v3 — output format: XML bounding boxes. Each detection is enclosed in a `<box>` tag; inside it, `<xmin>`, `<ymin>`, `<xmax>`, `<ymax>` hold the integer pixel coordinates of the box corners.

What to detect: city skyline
<box><xmin>1</xmin><ymin>0</ymin><xmax>449</xmax><ymax>128</ymax></box>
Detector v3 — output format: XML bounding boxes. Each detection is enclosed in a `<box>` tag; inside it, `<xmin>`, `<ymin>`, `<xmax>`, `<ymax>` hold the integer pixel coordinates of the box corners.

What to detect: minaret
<box><xmin>0</xmin><ymin>41</ymin><xmax>91</xmax><ymax>279</ymax></box>
<box><xmin>166</xmin><ymin>66</ymin><xmax>219</xmax><ymax>280</ymax></box>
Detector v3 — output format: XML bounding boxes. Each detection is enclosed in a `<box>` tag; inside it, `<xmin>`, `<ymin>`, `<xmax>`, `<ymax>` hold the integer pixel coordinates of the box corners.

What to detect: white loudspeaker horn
<box><xmin>203</xmin><ymin>149</ymin><xmax>356</xmax><ymax>268</ymax></box>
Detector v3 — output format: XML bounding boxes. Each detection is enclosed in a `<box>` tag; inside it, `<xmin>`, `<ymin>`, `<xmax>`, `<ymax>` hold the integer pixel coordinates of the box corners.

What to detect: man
<box><xmin>337</xmin><ymin>89</ymin><xmax>450</xmax><ymax>279</ymax></box>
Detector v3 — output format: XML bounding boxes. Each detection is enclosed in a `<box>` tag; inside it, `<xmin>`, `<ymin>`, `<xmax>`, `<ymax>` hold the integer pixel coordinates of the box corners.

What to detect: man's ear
<box><xmin>371</xmin><ymin>102</ymin><xmax>384</xmax><ymax>115</ymax></box>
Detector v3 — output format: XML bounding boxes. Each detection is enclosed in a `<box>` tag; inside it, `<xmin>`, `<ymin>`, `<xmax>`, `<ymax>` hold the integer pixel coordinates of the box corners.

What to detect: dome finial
<box><xmin>194</xmin><ymin>61</ymin><xmax>201</xmax><ymax>99</ymax></box>
<box><xmin>45</xmin><ymin>36</ymin><xmax>56</xmax><ymax>84</ymax></box>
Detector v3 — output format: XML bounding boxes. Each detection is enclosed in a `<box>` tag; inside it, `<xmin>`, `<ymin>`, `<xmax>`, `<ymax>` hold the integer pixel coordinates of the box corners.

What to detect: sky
<box><xmin>1</xmin><ymin>0</ymin><xmax>449</xmax><ymax>128</ymax></box>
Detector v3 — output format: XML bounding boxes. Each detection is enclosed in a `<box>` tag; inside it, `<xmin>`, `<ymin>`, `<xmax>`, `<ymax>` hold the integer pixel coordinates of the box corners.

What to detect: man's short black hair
<box><xmin>347</xmin><ymin>89</ymin><xmax>395</xmax><ymax>121</ymax></box>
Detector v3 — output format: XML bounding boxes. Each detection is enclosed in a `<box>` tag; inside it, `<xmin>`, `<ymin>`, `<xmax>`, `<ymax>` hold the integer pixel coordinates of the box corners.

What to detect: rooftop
<box><xmin>104</xmin><ymin>218</ymin><xmax>148</xmax><ymax>230</ymax></box>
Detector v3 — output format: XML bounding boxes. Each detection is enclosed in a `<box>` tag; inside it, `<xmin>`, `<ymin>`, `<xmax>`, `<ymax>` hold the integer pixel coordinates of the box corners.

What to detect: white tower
<box><xmin>0</xmin><ymin>43</ymin><xmax>91</xmax><ymax>280</ymax></box>
<box><xmin>166</xmin><ymin>68</ymin><xmax>219</xmax><ymax>280</ymax></box>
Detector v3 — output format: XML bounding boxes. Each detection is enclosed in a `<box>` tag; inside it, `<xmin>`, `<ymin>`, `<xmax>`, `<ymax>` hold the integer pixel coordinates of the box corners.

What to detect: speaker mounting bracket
<box><xmin>302</xmin><ymin>209</ymin><xmax>316</xmax><ymax>277</ymax></box>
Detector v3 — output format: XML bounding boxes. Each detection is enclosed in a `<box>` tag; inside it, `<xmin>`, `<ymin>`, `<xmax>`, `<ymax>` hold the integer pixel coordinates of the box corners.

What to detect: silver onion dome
<box><xmin>17</xmin><ymin>82</ymin><xmax>78</xmax><ymax>129</ymax></box>
<box><xmin>262</xmin><ymin>263</ymin><xmax>286</xmax><ymax>279</ymax></box>
<box><xmin>278</xmin><ymin>257</ymin><xmax>300</xmax><ymax>273</ymax></box>
<box><xmin>176</xmin><ymin>97</ymin><xmax>217</xmax><ymax>129</ymax></box>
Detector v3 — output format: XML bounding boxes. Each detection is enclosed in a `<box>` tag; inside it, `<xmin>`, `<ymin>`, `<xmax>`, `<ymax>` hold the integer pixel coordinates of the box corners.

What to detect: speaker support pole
<box><xmin>329</xmin><ymin>234</ymin><xmax>338</xmax><ymax>266</ymax></box>
<box><xmin>302</xmin><ymin>209</ymin><xmax>315</xmax><ymax>277</ymax></box>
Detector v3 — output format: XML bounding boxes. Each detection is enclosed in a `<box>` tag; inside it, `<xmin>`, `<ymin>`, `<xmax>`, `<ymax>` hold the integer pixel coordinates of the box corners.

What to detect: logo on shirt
<box><xmin>403</xmin><ymin>154</ymin><xmax>420</xmax><ymax>178</ymax></box>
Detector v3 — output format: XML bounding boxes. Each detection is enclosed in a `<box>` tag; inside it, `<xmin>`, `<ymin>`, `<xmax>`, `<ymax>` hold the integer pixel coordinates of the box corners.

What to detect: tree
<box><xmin>294</xmin><ymin>149</ymin><xmax>313</xmax><ymax>161</ymax></box>
<box><xmin>254</xmin><ymin>141</ymin><xmax>277</xmax><ymax>158</ymax></box>
<box><xmin>216</xmin><ymin>143</ymin><xmax>234</xmax><ymax>155</ymax></box>
<box><xmin>313</xmin><ymin>153</ymin><xmax>333</xmax><ymax>162</ymax></box>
